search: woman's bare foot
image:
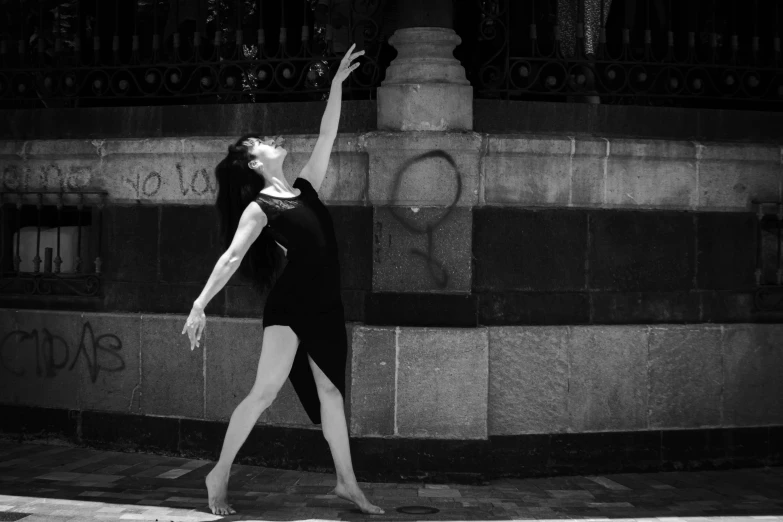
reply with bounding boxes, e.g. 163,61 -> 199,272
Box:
333,481 -> 385,515
205,466 -> 236,516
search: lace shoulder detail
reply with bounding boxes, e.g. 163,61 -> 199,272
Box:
253,193 -> 302,221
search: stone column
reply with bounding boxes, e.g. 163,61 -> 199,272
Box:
352,0 -> 489,440
376,27 -> 473,131
367,0 -> 480,296
376,0 -> 472,132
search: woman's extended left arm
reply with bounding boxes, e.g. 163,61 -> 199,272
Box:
298,43 -> 364,192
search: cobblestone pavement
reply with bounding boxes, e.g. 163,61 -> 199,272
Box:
0,441 -> 781,522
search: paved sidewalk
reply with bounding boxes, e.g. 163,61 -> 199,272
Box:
0,441 -> 781,522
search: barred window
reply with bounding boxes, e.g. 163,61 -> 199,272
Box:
0,192 -> 106,298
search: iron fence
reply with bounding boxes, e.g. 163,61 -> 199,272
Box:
1,0 -> 783,109
0,0 -> 389,107
465,0 -> 783,109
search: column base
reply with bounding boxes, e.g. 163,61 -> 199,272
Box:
377,83 -> 473,131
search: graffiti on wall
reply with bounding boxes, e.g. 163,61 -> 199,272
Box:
0,321 -> 125,383
384,150 -> 462,289
2,162 -> 217,200
122,163 -> 216,199
2,164 -> 93,192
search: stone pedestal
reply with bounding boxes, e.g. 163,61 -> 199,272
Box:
360,132 -> 482,294
377,27 -> 473,131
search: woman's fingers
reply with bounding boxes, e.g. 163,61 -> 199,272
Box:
340,44 -> 356,64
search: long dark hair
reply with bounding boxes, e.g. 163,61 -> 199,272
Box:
215,134 -> 283,294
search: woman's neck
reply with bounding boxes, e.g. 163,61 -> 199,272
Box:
262,169 -> 296,195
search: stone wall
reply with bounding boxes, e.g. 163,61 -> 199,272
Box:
0,101 -> 781,467
1,310 -> 780,440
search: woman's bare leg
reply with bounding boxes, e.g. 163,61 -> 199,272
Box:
307,354 -> 384,515
205,326 -> 299,516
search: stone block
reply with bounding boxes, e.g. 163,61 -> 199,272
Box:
365,293 -> 478,327
329,206 -> 373,291
0,140 -> 24,157
478,292 -> 590,325
396,327 -> 488,439
571,138 -> 609,206
473,207 -> 587,292
140,314 -> 203,418
99,138 -> 214,205
372,206 -> 472,293
78,313 -> 141,414
696,212 -> 757,290
26,135 -> 365,205
1,139 -> 100,195
159,206 -> 223,284
341,289 -> 366,323
648,326 -> 722,428
589,210 -> 695,291
349,326 -> 396,437
203,317 -> 312,427
606,139 -> 697,209
567,326 -> 648,432
699,290 -> 755,322
316,142 -> 368,205
202,135 -> 368,205
104,205 -> 159,283
104,281 -> 225,316
378,84 -> 473,131
723,324 -> 783,426
590,291 -> 701,324
488,326 -> 569,435
483,135 -> 572,206
224,285 -> 266,317
361,132 -> 482,207
26,139 -> 102,157
0,309 -> 82,409
697,143 -> 780,211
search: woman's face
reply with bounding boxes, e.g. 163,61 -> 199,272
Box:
243,136 -> 287,165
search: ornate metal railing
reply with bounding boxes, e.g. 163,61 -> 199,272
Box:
0,0 -> 388,108
3,0 -> 783,110
468,0 -> 783,109
0,191 -> 106,297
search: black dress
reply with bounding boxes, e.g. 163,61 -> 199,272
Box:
252,177 -> 345,425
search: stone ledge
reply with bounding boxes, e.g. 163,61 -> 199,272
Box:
2,134 -> 779,210
0,134 -> 368,205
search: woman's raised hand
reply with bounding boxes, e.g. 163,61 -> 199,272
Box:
333,43 -> 365,84
182,304 -> 206,351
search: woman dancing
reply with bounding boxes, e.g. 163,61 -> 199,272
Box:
181,44 -> 384,517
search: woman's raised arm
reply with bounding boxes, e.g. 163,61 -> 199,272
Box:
297,43 -> 364,192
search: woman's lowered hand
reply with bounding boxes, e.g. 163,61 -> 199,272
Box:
182,303 -> 206,351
